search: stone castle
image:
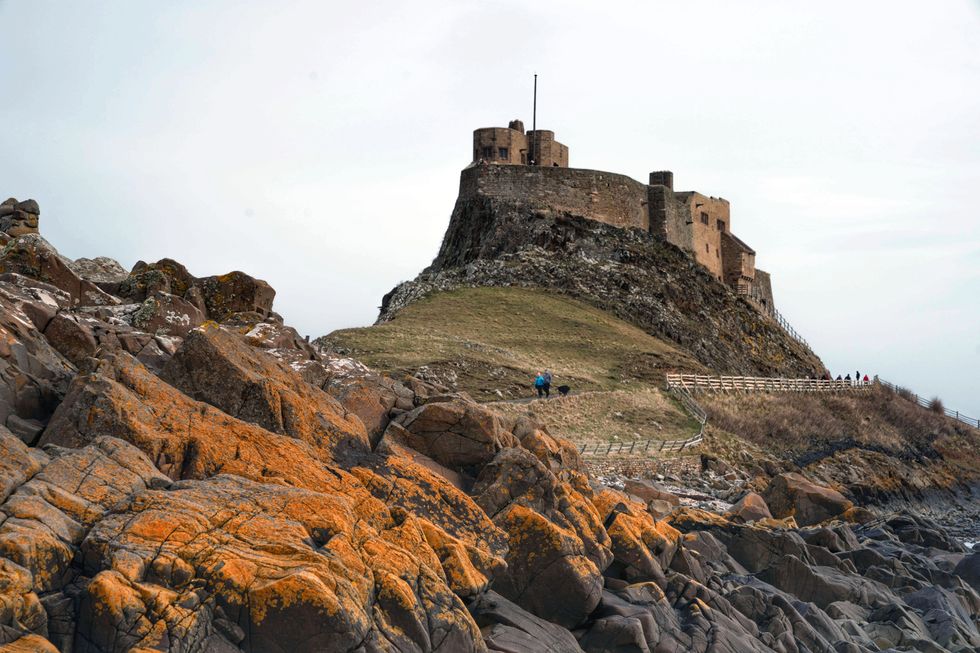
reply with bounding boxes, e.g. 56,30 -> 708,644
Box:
469,120 -> 775,309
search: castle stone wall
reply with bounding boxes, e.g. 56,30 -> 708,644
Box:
473,127 -> 528,165
721,232 -> 755,292
676,192 -> 730,281
752,269 -> 775,310
455,160 -> 773,311
461,163 -> 649,231
649,185 -> 692,255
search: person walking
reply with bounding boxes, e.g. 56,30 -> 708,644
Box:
534,373 -> 546,398
543,370 -> 553,398
856,370 -> 861,385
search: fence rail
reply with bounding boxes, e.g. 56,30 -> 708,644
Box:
738,287 -> 811,351
579,383 -> 707,457
577,433 -> 702,456
878,379 -> 980,430
665,374 -> 978,431
666,373 -> 872,393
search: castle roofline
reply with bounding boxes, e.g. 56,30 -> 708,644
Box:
722,231 -> 756,255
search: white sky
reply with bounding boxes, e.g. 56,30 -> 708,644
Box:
1,1 -> 978,416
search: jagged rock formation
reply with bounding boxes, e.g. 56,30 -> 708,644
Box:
0,199 -> 39,238
381,196 -> 824,377
1,205 -> 978,652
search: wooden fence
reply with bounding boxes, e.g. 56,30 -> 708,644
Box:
577,433 -> 702,456
737,287 -> 812,350
578,383 -> 706,457
666,373 -> 872,393
665,374 -> 978,431
879,379 -> 980,430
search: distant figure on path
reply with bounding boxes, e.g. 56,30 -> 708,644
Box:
534,373 -> 546,398
543,370 -> 553,398
863,374 -> 870,383
845,373 -> 852,385
856,370 -> 861,384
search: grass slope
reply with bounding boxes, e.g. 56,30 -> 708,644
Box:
324,287 -> 705,401
701,386 -> 980,473
488,389 -> 702,445
324,287 -> 980,495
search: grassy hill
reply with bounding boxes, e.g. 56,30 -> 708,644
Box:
488,388 -> 702,445
323,286 -> 705,401
322,286 -> 980,505
322,286 -> 707,444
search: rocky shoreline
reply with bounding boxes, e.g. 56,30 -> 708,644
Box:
1,201 -> 978,651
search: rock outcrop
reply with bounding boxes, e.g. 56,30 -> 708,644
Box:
378,197 -> 825,377
0,199 -> 39,238
764,472 -> 853,526
0,201 -> 978,652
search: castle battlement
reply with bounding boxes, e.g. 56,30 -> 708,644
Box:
472,119 -> 569,167
461,122 -> 774,308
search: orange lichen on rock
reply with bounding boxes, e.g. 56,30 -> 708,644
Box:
74,473 -> 487,651
0,634 -> 59,653
491,503 -> 602,628
160,327 -> 369,458
763,472 -> 854,527
592,488 -> 681,584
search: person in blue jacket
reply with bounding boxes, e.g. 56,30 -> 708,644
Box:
534,373 -> 546,398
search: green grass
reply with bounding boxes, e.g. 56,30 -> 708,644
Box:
322,287 -> 705,401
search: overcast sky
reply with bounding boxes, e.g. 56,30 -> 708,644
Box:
1,1 -> 978,415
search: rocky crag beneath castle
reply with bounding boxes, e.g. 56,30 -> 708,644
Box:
380,180 -> 823,378
1,201 -> 979,652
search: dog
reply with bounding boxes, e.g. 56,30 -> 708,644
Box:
557,385 -> 571,397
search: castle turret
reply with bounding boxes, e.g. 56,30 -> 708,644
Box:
472,120 -> 567,167
649,171 -> 673,190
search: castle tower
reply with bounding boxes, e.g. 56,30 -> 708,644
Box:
472,120 -> 568,167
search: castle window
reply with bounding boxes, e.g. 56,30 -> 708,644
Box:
705,244 -> 709,253
498,147 -> 508,159
716,249 -> 720,258
700,212 -> 709,225
717,219 -> 724,231
481,147 -> 493,159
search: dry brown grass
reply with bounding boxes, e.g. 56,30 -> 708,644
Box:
488,388 -> 701,444
699,385 -> 979,466
323,287 -> 704,400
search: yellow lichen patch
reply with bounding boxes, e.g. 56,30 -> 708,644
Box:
416,518 -> 495,597
84,570 -> 142,620
666,507 -> 731,531
249,571 -> 337,622
0,634 -> 59,653
126,511 -> 201,546
206,557 -> 258,599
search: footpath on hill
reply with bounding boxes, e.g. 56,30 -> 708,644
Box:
1,199 -> 979,651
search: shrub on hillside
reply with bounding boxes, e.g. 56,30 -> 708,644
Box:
895,386 -> 917,402
929,397 -> 945,414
